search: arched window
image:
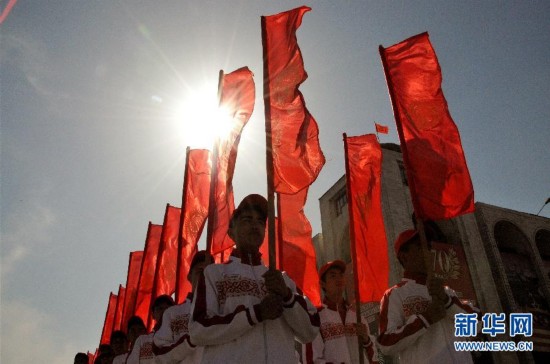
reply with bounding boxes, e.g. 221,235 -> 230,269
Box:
535,229 -> 550,279
494,221 -> 548,311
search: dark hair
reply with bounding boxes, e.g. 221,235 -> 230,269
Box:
127,316 -> 145,331
110,330 -> 127,342
152,294 -> 175,310
74,352 -> 88,361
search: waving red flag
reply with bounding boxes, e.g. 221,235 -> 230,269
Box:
278,189 -> 321,306
380,32 -> 474,220
100,292 -> 117,345
121,251 -> 143,332
135,223 -> 163,330
113,284 -> 126,331
262,6 -> 325,194
208,67 -> 255,256
375,123 -> 389,134
344,134 -> 389,303
176,149 -> 210,303
152,205 -> 181,300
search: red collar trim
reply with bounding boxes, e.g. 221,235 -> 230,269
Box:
403,271 -> 428,285
323,297 -> 348,311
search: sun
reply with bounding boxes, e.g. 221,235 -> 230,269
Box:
172,84 -> 233,150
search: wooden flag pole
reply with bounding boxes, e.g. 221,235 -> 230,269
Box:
343,133 -> 366,364
379,45 -> 433,281
262,16 -> 277,270
204,70 -> 225,265
175,147 -> 191,303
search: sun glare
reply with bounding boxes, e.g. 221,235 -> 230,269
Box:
173,85 -> 233,150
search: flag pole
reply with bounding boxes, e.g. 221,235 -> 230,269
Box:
175,147 -> 191,304
262,16 -> 277,270
343,133 -> 366,364
379,44 -> 433,281
536,197 -> 550,216
205,70 -> 224,264
373,122 -> 380,143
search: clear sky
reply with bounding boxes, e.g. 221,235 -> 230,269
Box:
1,1 -> 549,362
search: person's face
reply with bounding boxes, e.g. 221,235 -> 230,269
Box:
128,324 -> 146,344
152,302 -> 172,322
232,209 -> 266,252
110,336 -> 127,355
399,240 -> 427,274
321,268 -> 346,297
189,261 -> 208,290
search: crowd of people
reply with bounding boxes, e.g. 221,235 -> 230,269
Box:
75,194 -> 480,364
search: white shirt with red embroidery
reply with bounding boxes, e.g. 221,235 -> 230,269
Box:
377,273 -> 479,364
152,296 -> 203,364
189,251 -> 320,364
303,299 -> 378,363
126,333 -> 155,364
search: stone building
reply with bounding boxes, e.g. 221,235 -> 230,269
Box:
313,143 -> 550,363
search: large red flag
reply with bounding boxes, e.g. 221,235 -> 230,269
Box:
113,284 -> 126,331
262,6 -> 323,304
262,6 -> 325,194
344,134 -> 389,303
100,292 -> 117,345
176,149 -> 210,303
380,32 -> 474,220
121,251 -> 143,333
135,223 -> 163,330
208,67 -> 255,256
278,189 -> 321,307
152,205 -> 181,300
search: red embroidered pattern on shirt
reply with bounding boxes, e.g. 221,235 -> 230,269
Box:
321,321 -> 359,342
170,314 -> 189,336
403,295 -> 430,317
216,276 -> 266,305
139,341 -> 154,359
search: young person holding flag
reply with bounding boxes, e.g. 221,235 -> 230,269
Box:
189,194 -> 319,363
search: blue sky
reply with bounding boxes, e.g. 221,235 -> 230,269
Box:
1,1 -> 549,362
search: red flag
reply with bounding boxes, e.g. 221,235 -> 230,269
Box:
100,292 -> 117,345
344,134 -> 389,303
176,149 -> 210,303
113,284 -> 126,331
262,6 -> 325,194
380,32 -> 474,220
278,189 -> 321,307
375,123 -> 389,134
135,223 -> 163,330
209,67 -> 255,256
121,251 -> 143,333
152,205 -> 181,300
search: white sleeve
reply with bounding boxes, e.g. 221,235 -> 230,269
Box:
280,276 -> 320,344
377,289 -> 428,356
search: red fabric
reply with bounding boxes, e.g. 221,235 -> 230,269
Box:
135,223 -> 163,330
210,67 -> 255,256
152,205 -> 181,300
262,6 -> 325,194
121,251 -> 143,333
176,149 -> 210,303
87,352 -> 94,364
380,32 -> 474,220
100,292 -> 117,345
345,134 -> 389,302
278,189 -> 321,306
113,284 -> 126,331
375,123 -> 389,134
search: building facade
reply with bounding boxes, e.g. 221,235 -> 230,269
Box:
314,143 -> 550,363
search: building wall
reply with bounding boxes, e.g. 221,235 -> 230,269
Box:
314,143 -> 550,363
